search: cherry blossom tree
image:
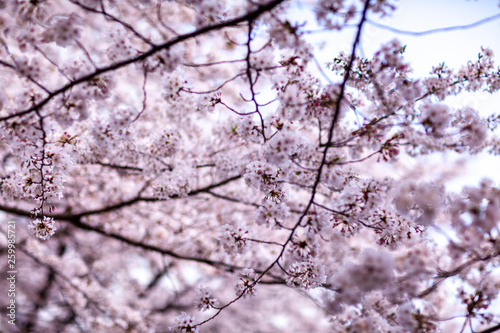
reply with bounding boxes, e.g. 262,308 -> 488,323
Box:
0,0 -> 500,332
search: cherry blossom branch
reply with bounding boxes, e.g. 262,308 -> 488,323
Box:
2,0 -> 497,330
418,251 -> 500,298
0,0 -> 286,122
189,1 -> 372,328
294,0 -> 371,221
259,0 -> 372,290
244,21 -> 268,142
218,99 -> 260,116
1,205 -> 288,291
32,109 -> 50,217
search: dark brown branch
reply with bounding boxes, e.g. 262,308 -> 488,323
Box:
138,264 -> 171,298
205,190 -> 261,208
0,59 -> 16,70
478,323 -> 500,333
0,175 -> 242,221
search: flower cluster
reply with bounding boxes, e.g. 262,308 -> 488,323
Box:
162,74 -> 188,101
54,95 -> 89,128
106,29 -> 137,62
15,56 -> 43,79
216,223 -> 249,255
235,268 -> 258,298
277,84 -> 306,121
420,103 -> 451,137
234,116 -> 262,143
193,285 -> 219,311
454,107 -> 489,149
264,129 -> 300,167
369,209 -> 417,249
244,161 -> 284,193
374,39 -> 406,71
169,312 -> 199,333
315,0 -> 357,30
393,182 -> 444,226
153,162 -> 194,198
286,260 -> 326,290
289,234 -> 319,259
346,249 -> 395,292
28,216 -> 57,241
451,179 -> 500,233
255,200 -> 290,227
148,129 -> 181,158
42,14 -> 80,47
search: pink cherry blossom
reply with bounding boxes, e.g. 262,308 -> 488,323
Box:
0,1 -> 499,332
